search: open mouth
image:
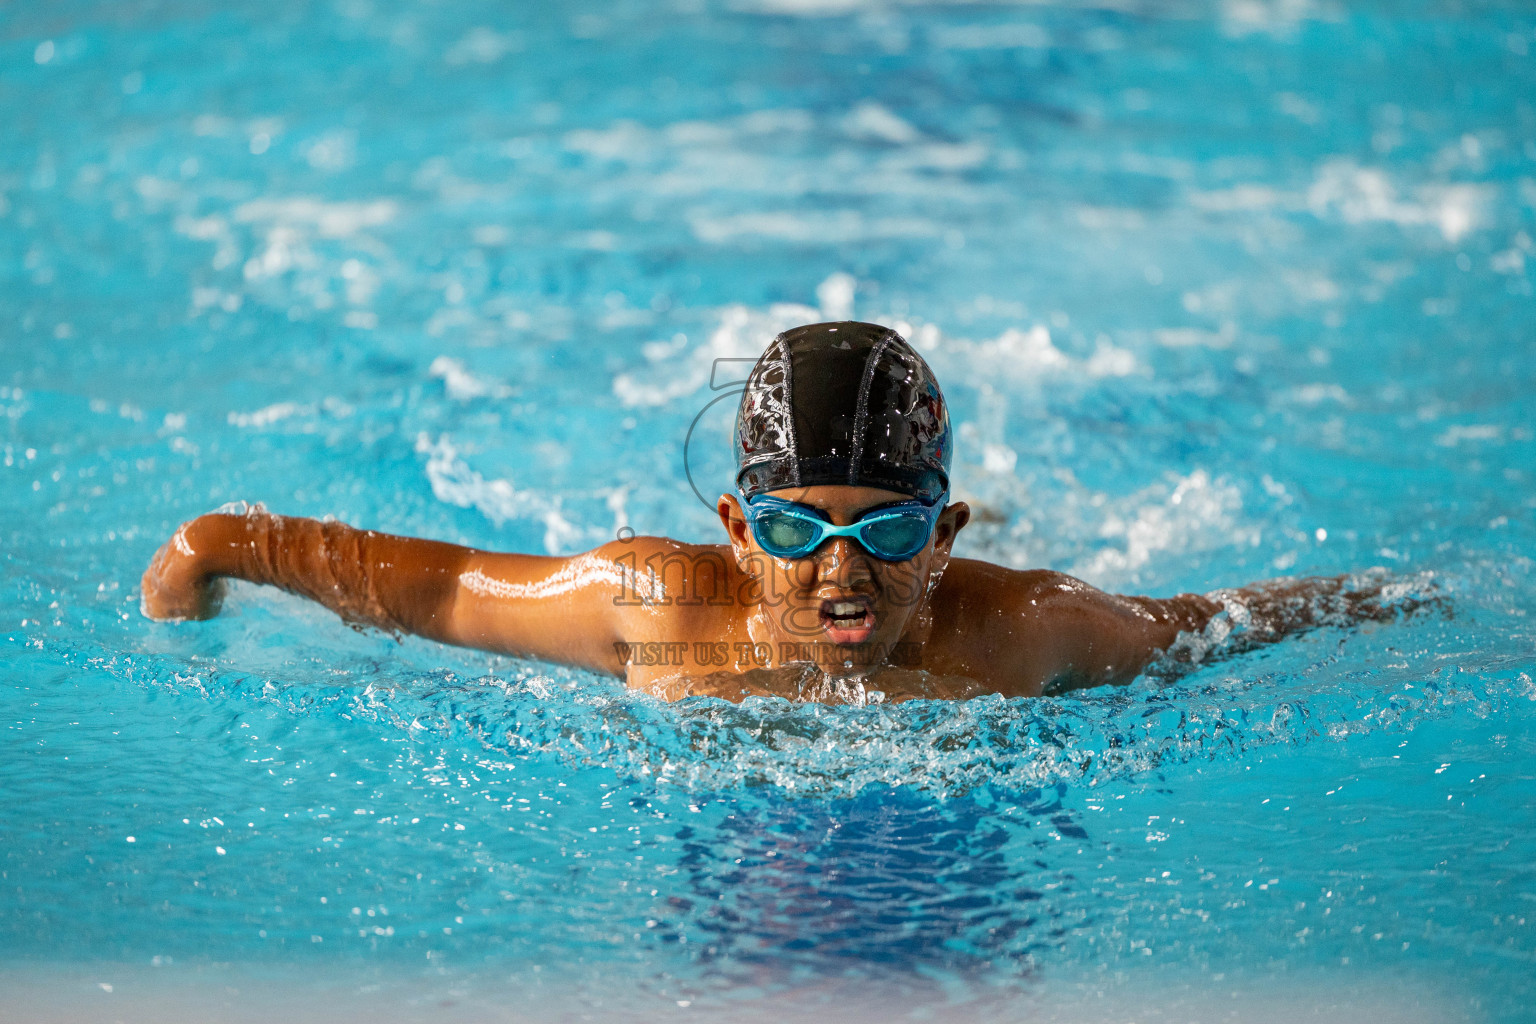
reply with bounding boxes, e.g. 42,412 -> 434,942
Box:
818,596 -> 876,646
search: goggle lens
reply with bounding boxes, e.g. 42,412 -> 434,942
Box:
757,510 -> 819,554
859,513 -> 931,560
744,496 -> 943,562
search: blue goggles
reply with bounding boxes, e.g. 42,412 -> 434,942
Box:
740,494 -> 947,562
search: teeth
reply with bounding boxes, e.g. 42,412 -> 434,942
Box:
829,601 -> 865,617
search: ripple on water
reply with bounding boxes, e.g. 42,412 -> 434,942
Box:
57,579 -> 1528,803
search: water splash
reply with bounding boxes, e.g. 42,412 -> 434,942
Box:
79,593 -> 1530,802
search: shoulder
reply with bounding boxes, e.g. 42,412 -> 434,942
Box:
921,562 -> 1088,691
936,562 -> 1134,657
587,536 -> 739,608
932,562 -> 1165,694
590,535 -> 734,573
939,560 -> 1103,617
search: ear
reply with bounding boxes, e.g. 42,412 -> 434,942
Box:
896,500 -> 968,610
717,493 -> 754,564
930,500 -> 970,561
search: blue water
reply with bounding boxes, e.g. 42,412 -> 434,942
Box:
3,0 -> 1534,1019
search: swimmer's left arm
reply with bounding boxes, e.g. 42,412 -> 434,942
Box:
1016,572 -> 1219,692
1024,571 -> 1433,692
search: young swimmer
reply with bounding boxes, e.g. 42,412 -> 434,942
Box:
142,321 -> 1405,703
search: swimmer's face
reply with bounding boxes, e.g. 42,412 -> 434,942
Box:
718,484 -> 970,678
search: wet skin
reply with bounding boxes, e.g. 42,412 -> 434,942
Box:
141,486 -> 1395,702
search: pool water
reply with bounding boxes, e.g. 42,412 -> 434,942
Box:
3,0 -> 1534,1019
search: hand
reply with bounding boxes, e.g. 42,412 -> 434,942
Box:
1234,571 -> 1447,639
140,517 -> 227,621
1336,570 -> 1449,623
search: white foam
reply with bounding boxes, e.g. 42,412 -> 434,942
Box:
1290,383 -> 1350,405
554,107 -> 989,214
1191,160 -> 1490,243
443,26 -> 524,65
688,210 -> 942,244
417,433 -> 571,552
226,402 -> 310,428
1073,470 -> 1258,585
133,175 -> 183,204
207,197 -> 397,310
979,325 -> 1072,371
172,215 -> 242,273
1084,338 -> 1138,377
210,500 -> 266,516
936,324 -> 1140,381
1189,183 -> 1288,212
416,434 -> 631,554
563,120 -> 650,161
190,286 -> 242,313
611,362 -> 712,409
1307,160 -> 1486,243
1221,0 -> 1342,38
1434,424 -> 1502,446
1153,324 -> 1236,349
304,129 -> 356,172
612,301 -> 821,408
567,229 -> 619,251
931,22 -> 1051,50
729,0 -> 871,14
841,102 -> 920,144
816,271 -> 856,320
428,356 -> 512,401
232,197 -> 397,239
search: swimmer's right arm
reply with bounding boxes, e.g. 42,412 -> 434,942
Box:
140,509 -> 638,674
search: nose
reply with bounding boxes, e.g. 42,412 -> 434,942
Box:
815,536 -> 873,588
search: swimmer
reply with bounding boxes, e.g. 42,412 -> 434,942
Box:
141,321 -> 1416,702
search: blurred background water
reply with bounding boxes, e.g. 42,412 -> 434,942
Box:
1,0 -> 1534,1020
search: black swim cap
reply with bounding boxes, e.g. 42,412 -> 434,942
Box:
734,321 -> 952,504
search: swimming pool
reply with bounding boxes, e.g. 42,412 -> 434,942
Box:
2,0 -> 1534,1019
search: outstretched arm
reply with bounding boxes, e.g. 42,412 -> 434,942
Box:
140,506 -> 638,674
1023,571 -> 1430,693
